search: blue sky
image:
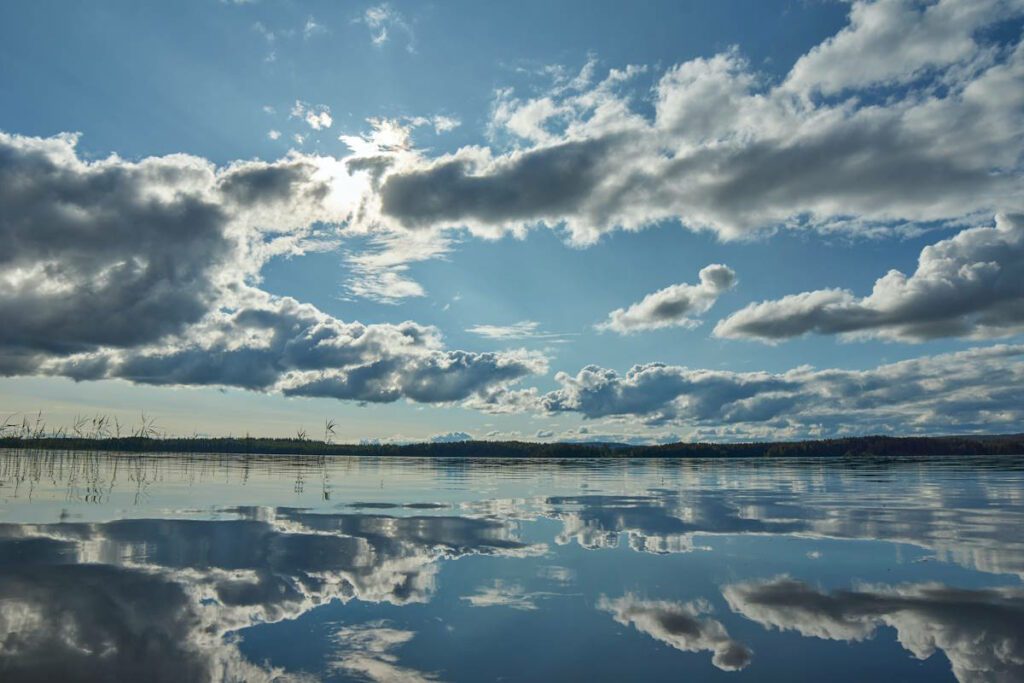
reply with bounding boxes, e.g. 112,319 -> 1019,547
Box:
1,0 -> 1023,442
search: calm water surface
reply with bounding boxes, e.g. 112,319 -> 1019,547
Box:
1,450 -> 1022,682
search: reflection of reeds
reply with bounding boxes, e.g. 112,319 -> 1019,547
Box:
0,447 -> 338,504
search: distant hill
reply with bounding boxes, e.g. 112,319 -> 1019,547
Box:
2,434 -> 1023,458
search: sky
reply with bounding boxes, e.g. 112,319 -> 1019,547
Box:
0,0 -> 1023,443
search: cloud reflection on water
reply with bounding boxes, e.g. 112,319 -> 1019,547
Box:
0,506 -> 542,682
724,577 -> 1024,683
600,594 -> 753,671
0,451 -> 1022,681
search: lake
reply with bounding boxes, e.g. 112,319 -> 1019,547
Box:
1,450 -> 1022,682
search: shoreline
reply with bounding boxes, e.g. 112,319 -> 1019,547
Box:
3,434 -> 1023,459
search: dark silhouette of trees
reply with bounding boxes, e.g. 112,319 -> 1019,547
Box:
2,433 -> 1022,458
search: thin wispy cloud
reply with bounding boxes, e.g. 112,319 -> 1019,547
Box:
360,3 -> 415,52
303,15 -> 326,40
468,321 -> 575,343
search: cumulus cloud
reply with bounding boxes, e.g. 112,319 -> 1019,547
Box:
58,295 -> 547,405
279,346 -> 547,404
599,264 -> 736,334
237,3 -> 1024,303
0,133 -> 232,360
724,577 -> 1024,683
715,214 -> 1024,342
0,134 -> 343,366
353,4 -> 1024,253
535,345 -> 1024,436
784,0 -> 1023,95
0,132 -> 545,406
599,594 -> 752,671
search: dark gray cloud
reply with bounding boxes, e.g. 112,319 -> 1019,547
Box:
53,295 -> 545,405
0,132 -> 332,363
379,136 -> 618,230
716,214 -> 1024,342
218,157 -> 329,207
0,132 -> 544,406
541,363 -> 796,424
279,347 -> 546,404
724,577 -> 1024,683
0,133 -> 231,356
599,594 -> 752,671
537,345 -> 1024,435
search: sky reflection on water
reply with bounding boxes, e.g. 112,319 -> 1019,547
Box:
0,451 -> 1022,682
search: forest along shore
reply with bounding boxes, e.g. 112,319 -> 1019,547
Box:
2,434 -> 1023,458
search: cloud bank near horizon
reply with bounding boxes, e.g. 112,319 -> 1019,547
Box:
0,132 -> 545,407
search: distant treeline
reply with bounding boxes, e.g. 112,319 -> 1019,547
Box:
1,434 -> 1023,458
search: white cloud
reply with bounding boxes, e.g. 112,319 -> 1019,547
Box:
339,117 -> 414,156
277,5 -> 1024,303
405,114 -> 462,135
715,213 -> 1024,342
784,0 -> 1023,95
467,320 -> 573,342
535,345 -> 1024,436
267,129 -> 281,140
343,230 -> 450,303
431,115 -> 461,133
469,321 -> 542,339
356,4 -> 1023,256
291,100 -> 333,131
599,264 -> 736,334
